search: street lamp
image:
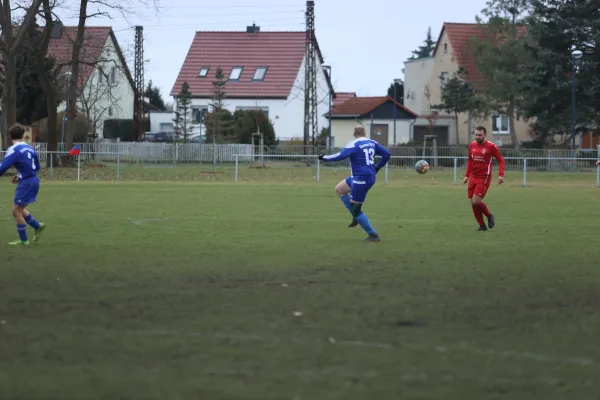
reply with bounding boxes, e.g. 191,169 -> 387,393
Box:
322,64 -> 332,151
571,49 -> 583,153
393,78 -> 401,146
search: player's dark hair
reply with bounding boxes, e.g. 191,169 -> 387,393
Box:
8,123 -> 25,140
475,126 -> 487,134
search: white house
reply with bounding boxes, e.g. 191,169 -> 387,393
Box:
324,96 -> 417,146
148,110 -> 174,133
170,24 -> 333,140
48,22 -> 135,139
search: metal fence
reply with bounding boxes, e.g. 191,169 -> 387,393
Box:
231,154 -> 600,187
0,143 -> 598,187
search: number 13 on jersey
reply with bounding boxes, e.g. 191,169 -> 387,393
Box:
363,148 -> 375,165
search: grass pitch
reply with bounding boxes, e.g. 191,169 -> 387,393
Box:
1,167 -> 600,399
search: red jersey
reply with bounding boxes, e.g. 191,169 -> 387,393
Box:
465,140 -> 505,179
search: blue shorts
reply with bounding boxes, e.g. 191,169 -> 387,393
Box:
345,175 -> 375,203
14,177 -> 39,206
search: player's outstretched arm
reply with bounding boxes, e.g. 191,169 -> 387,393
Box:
374,143 -> 391,172
319,145 -> 356,162
493,145 -> 505,184
464,146 -> 472,183
0,150 -> 17,177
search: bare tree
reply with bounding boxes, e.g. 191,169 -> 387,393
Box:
64,0 -> 158,150
0,0 -> 43,148
77,65 -> 122,141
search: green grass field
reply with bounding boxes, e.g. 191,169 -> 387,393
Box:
1,167 -> 600,399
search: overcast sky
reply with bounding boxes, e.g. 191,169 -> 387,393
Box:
52,0 -> 489,104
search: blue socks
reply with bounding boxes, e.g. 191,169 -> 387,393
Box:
17,224 -> 27,242
25,214 -> 40,229
341,195 -> 377,236
340,194 -> 352,212
355,213 -> 377,235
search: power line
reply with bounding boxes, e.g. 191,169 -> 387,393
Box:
107,10 -> 304,20
156,4 -> 304,9
112,19 -> 305,32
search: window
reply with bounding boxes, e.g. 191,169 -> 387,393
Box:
492,114 -> 510,134
110,66 -> 118,84
199,67 -> 209,77
440,72 -> 448,89
252,67 -> 268,81
108,106 -> 113,116
192,107 -> 208,124
97,67 -> 104,84
229,66 -> 243,80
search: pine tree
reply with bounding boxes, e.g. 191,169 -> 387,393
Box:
519,0 -> 600,144
386,80 -> 404,104
409,27 -> 436,59
172,81 -> 194,142
144,80 -> 166,111
205,67 -> 234,143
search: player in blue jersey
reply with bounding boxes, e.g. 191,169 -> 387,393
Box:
0,124 -> 45,246
318,125 -> 390,242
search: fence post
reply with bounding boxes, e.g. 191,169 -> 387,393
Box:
523,158 -> 527,187
234,155 -> 239,182
77,154 -> 81,182
385,162 -> 389,184
316,157 -> 320,183
117,154 -> 121,181
453,158 -> 457,184
50,153 -> 54,180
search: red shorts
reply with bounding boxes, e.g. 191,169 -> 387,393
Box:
468,176 -> 491,199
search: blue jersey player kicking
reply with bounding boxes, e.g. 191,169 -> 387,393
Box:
318,125 -> 390,242
0,124 -> 45,245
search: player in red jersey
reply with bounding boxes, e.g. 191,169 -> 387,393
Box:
463,126 -> 505,231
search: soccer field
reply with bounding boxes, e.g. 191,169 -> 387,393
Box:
1,168 -> 600,399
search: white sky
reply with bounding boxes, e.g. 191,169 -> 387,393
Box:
51,0 -> 489,104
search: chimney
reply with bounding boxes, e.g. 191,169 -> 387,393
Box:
246,23 -> 260,34
50,20 -> 63,39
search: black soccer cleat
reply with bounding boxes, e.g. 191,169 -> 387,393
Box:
348,218 -> 358,228
364,234 -> 381,242
477,225 -> 488,231
487,214 -> 495,229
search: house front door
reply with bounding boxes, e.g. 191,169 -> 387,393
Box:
370,124 -> 388,146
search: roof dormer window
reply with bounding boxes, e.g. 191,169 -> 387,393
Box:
229,66 -> 243,81
252,67 -> 268,81
199,67 -> 209,77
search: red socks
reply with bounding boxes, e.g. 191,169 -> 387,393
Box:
479,202 -> 491,217
472,204 -> 485,226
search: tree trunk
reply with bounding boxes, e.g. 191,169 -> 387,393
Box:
0,0 -> 43,148
66,0 -> 88,154
507,100 -> 519,149
34,0 -> 57,166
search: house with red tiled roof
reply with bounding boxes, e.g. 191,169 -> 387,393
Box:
333,92 -> 356,107
324,96 -> 417,146
403,22 -> 532,146
170,24 -> 334,139
47,21 -> 135,139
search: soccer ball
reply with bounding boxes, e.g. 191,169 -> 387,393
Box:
415,160 -> 429,174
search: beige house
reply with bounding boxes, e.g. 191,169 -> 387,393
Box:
324,96 -> 417,147
405,23 -> 533,146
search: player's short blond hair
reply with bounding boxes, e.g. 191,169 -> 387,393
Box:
354,124 -> 366,137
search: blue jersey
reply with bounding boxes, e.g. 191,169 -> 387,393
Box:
322,138 -> 390,177
0,142 -> 41,180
